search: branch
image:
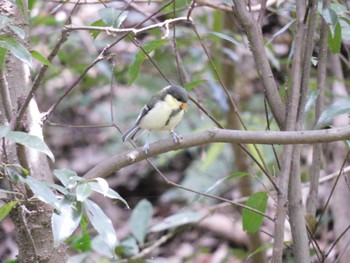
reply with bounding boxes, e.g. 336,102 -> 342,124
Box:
83,127 -> 350,179
64,17 -> 193,36
196,0 -> 279,12
232,0 -> 286,129
0,69 -> 13,121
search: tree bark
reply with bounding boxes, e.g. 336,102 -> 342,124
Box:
0,1 -> 67,261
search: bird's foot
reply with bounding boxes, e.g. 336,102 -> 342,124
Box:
143,142 -> 150,153
171,132 -> 181,144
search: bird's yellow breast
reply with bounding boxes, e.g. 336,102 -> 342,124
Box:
139,94 -> 185,131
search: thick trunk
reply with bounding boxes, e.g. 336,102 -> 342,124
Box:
0,1 -> 67,261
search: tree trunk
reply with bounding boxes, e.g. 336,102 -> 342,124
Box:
0,1 -> 67,261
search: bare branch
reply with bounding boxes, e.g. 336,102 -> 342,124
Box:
307,0 -> 330,217
196,0 -> 279,12
64,17 -> 193,36
232,0 -> 286,129
83,126 -> 350,180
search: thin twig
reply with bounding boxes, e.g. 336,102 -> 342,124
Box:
43,49 -> 117,120
325,224 -> 350,260
315,151 -> 350,233
145,158 -> 273,220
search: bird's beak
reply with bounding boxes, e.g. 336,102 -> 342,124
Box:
181,103 -> 187,111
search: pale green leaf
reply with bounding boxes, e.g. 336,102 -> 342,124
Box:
305,89 -> 320,113
8,25 -> 25,39
210,31 -> 240,46
76,183 -> 92,202
149,211 -> 204,232
267,19 -> 296,45
98,8 -> 128,28
5,131 -> 55,162
94,177 -> 109,196
52,198 -> 82,244
130,199 -> 153,244
0,36 -> 32,67
0,125 -> 10,138
24,176 -> 59,209
315,99 -> 350,128
246,242 -> 273,261
84,199 -> 118,251
89,182 -> 129,208
54,169 -> 83,189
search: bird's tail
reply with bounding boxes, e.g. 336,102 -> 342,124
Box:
122,125 -> 143,141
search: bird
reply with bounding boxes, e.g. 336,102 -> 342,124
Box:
122,85 -> 188,153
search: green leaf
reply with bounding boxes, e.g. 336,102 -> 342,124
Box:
242,192 -> 268,233
184,79 -> 207,91
94,177 -> 108,196
24,176 -> 59,209
91,235 -> 114,258
70,230 -> 92,252
149,211 -> 205,232
8,25 -> 25,39
31,50 -> 54,67
201,143 -> 225,171
11,0 -> 26,16
28,0 -> 37,11
130,199 -> 153,244
205,172 -> 249,194
210,31 -> 241,46
0,125 -> 10,138
322,8 -> 339,35
267,19 -> 296,45
327,21 -> 342,53
128,39 -> 168,85
115,237 -> 139,257
0,47 -> 8,69
304,89 -> 319,113
52,198 -> 83,244
98,8 -> 128,28
0,15 -> 12,30
90,19 -> 106,39
5,131 -> 55,162
45,182 -> 68,195
246,242 -> 274,261
76,183 -> 92,202
221,0 -> 233,6
89,182 -> 129,208
0,201 -> 19,221
0,36 -> 32,67
84,199 -> 118,251
315,99 -> 350,129
54,169 -> 83,189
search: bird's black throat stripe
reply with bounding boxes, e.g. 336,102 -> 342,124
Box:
165,108 -> 182,126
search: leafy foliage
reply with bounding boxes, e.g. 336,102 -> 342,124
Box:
242,192 -> 268,234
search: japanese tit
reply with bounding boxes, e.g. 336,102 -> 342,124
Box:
122,85 -> 188,153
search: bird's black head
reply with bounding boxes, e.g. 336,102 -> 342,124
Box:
166,85 -> 188,103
